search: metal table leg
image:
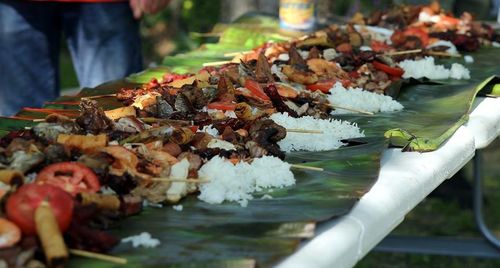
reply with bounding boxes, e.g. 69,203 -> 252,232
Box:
473,151 -> 500,249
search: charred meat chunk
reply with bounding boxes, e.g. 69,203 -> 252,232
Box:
76,99 -> 114,134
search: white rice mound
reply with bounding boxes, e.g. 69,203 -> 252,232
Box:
198,156 -> 294,206
398,56 -> 470,80
122,232 -> 160,248
269,112 -> 364,152
327,82 -> 404,114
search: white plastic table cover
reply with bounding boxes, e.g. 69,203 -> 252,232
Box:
277,97 -> 500,268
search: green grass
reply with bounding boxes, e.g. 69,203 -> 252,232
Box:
356,139 -> 500,267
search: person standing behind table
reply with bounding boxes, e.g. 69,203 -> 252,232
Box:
0,0 -> 170,116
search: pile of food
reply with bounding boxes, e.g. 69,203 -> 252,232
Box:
352,1 -> 499,52
0,2 -> 497,266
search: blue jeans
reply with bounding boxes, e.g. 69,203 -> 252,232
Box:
0,1 -> 142,116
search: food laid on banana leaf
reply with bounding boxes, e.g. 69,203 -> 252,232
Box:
0,54 -> 369,265
1,3 -> 499,267
351,1 -> 499,53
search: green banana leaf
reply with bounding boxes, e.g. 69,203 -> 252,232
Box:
0,72 -> 384,267
67,137 -> 384,267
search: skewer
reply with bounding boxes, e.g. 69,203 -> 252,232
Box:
69,249 -> 127,264
202,60 -> 234,67
485,94 -> 498,98
81,93 -> 117,100
224,51 -> 252,57
286,129 -> 323,134
290,164 -> 324,172
326,103 -> 374,115
425,51 -> 462,58
151,178 -> 210,184
32,118 -> 76,122
384,49 -> 422,56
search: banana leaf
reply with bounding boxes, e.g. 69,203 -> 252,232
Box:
67,137 -> 384,267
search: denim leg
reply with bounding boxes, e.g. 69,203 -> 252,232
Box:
0,1 -> 61,116
62,3 -> 143,88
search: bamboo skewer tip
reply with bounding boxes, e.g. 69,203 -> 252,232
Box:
384,49 -> 422,56
286,129 -> 324,134
151,177 -> 210,184
290,164 -> 324,171
223,51 -> 252,57
69,249 -> 128,264
202,60 -> 233,67
328,104 -> 374,115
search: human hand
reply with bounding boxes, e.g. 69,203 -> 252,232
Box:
130,0 -> 171,19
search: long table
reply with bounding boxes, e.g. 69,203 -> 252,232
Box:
277,96 -> 500,268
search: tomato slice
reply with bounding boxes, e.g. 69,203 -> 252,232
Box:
244,79 -> 270,101
6,184 -> 74,235
207,102 -> 237,111
0,218 -> 21,249
36,162 -> 100,196
372,61 -> 405,77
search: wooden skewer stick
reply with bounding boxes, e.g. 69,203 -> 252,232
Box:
151,178 -> 210,184
286,129 -> 323,134
69,249 -> 127,264
202,60 -> 233,67
32,118 -> 76,122
485,94 -> 499,98
223,51 -> 252,57
291,164 -> 324,172
425,51 -> 462,58
82,93 -> 117,100
327,104 -> 374,115
385,49 -> 422,56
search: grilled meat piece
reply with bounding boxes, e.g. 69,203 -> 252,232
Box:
76,99 -> 114,134
263,84 -> 298,117
255,52 -> 274,83
248,119 -> 286,159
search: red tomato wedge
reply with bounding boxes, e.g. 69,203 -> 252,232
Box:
6,184 -> 74,235
36,162 -> 100,196
244,80 -> 270,101
0,218 -> 21,249
207,102 -> 237,111
372,61 -> 405,77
